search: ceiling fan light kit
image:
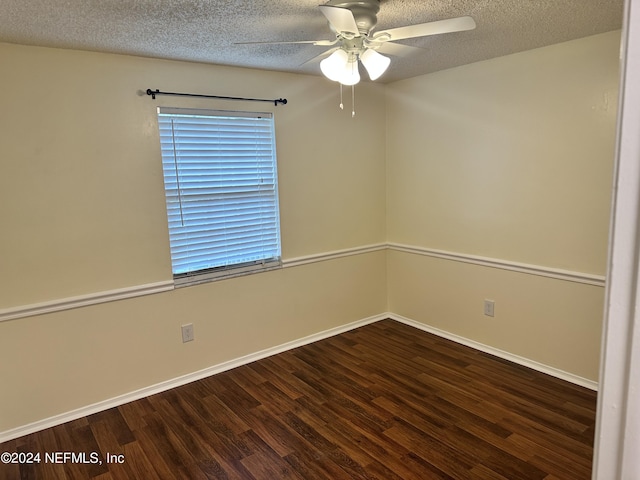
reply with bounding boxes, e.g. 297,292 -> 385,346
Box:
320,49 -> 362,84
360,48 -> 391,81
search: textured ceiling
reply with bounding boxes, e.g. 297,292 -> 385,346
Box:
0,0 -> 624,83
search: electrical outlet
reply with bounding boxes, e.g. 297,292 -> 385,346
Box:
181,323 -> 194,343
484,300 -> 495,317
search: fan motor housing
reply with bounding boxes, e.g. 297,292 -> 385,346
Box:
326,0 -> 380,35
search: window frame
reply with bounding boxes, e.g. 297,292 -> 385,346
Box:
156,106 -> 282,287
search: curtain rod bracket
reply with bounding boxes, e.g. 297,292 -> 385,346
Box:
146,88 -> 287,106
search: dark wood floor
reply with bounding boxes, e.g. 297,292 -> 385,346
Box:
0,319 -> 597,479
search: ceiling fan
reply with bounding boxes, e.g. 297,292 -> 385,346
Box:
238,0 -> 476,85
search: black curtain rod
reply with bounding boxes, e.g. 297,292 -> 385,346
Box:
146,88 -> 287,106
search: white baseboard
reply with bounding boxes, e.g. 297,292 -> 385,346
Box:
0,311 -> 597,443
0,313 -> 386,444
388,312 -> 599,391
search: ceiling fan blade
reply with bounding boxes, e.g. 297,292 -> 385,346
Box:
235,39 -> 337,46
372,16 -> 476,42
319,5 -> 359,35
371,41 -> 425,57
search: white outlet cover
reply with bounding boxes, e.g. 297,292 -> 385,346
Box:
181,323 -> 194,342
484,300 -> 495,317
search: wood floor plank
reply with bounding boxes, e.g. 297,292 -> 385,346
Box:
117,398 -> 154,433
238,430 -> 303,480
508,433 -> 593,479
383,420 -> 474,478
115,442 -> 154,479
242,405 -> 299,457
0,319 -> 597,479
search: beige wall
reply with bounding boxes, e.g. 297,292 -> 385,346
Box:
0,43 -> 387,432
0,30 -> 621,434
387,250 -> 605,379
386,31 -> 620,381
1,251 -> 387,431
0,43 -> 387,307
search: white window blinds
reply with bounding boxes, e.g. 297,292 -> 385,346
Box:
157,107 -> 281,285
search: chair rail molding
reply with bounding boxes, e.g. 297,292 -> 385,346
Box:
1,242 -> 604,322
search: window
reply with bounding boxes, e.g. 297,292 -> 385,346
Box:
157,107 -> 281,286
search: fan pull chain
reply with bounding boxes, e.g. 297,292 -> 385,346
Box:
336,83 -> 355,117
352,85 -> 356,118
